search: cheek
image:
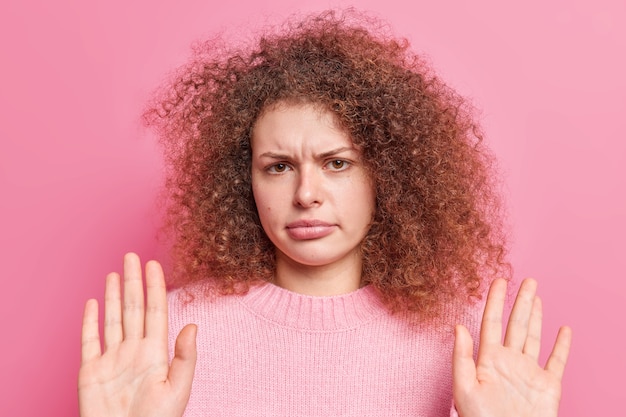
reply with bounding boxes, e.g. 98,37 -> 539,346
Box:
338,187 -> 375,229
350,177 -> 376,215
252,184 -> 278,227
253,184 -> 270,206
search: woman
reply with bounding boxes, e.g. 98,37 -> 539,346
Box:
78,9 -> 571,417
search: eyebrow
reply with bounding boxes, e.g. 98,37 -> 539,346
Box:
259,146 -> 356,160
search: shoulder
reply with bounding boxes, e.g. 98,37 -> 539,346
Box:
167,281 -> 238,328
167,279 -> 245,308
167,281 -> 209,309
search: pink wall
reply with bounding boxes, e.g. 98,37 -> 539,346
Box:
1,1 -> 623,415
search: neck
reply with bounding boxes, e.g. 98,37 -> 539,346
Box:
273,250 -> 363,296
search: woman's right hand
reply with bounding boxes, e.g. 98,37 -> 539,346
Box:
78,253 -> 197,417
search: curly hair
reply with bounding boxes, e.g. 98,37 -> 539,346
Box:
145,9 -> 509,319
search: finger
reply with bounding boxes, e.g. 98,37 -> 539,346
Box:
144,260 -> 168,345
452,325 -> 477,396
122,252 -> 145,339
504,278 -> 538,350
168,324 -> 198,402
545,325 -> 573,381
103,272 -> 123,350
478,278 -> 507,351
81,299 -> 101,364
523,296 -> 542,361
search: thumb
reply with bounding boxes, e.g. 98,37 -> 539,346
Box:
452,324 -> 476,397
168,324 -> 197,397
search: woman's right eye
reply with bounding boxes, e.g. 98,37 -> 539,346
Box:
267,163 -> 290,173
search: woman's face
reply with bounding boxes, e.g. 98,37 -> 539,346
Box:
251,103 -> 375,274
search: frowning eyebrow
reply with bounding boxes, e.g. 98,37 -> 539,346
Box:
259,147 -> 356,159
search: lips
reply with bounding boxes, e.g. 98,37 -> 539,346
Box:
285,220 -> 336,240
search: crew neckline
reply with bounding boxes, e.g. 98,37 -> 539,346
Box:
238,282 -> 388,332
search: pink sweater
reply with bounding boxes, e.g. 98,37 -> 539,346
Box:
168,282 -> 480,417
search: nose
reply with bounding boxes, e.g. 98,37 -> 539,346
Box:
293,166 -> 323,208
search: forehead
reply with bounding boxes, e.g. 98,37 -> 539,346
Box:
251,103 -> 353,151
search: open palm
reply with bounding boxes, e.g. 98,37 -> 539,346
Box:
78,253 -> 197,417
453,278 -> 572,417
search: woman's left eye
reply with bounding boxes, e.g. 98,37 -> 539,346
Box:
326,160 -> 350,171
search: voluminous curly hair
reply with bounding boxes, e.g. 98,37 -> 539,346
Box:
145,9 -> 509,320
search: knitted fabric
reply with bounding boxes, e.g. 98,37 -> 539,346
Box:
168,282 -> 480,417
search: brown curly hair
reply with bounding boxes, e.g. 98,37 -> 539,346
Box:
145,9 -> 509,319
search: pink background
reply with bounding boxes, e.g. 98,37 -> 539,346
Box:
1,0 -> 624,415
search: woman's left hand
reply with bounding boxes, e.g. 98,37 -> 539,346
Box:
452,278 -> 572,417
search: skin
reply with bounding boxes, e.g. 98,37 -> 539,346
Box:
79,256 -> 572,417
453,278 -> 572,416
251,103 -> 376,296
78,255 -> 197,417
78,104 -> 572,416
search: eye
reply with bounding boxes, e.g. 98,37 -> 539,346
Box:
326,159 -> 350,171
267,163 -> 290,174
